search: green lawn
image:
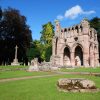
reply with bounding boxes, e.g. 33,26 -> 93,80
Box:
0,66 -> 100,79
0,74 -> 100,100
0,66 -> 55,79
0,70 -> 54,79
0,65 -> 28,70
60,67 -> 100,73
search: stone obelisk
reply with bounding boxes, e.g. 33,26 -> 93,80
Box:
11,45 -> 20,66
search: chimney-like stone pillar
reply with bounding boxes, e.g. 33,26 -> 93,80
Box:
55,20 -> 61,37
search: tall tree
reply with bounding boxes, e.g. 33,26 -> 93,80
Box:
27,40 -> 42,63
90,17 -> 100,36
90,17 -> 100,61
40,22 -> 54,45
40,22 -> 54,61
0,7 -> 32,65
0,7 -> 2,20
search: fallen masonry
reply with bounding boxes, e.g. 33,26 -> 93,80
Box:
57,78 -> 100,92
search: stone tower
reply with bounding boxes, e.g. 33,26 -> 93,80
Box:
50,19 -> 99,67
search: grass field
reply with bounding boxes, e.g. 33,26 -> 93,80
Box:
0,65 -> 28,70
60,67 -> 100,73
0,66 -> 100,100
0,74 -> 100,100
0,70 -> 55,79
0,66 -> 54,79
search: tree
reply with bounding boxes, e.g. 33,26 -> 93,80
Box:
0,7 -> 32,65
90,17 -> 100,36
40,22 -> 54,61
0,7 -> 2,20
27,40 -> 42,62
40,22 -> 54,45
90,17 -> 100,61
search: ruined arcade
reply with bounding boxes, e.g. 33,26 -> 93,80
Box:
51,19 -> 99,67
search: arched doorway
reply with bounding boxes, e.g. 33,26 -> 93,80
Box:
75,46 -> 83,66
63,47 -> 71,66
55,38 -> 58,55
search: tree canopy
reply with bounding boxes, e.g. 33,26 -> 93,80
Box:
40,22 -> 54,61
90,17 -> 100,60
27,40 -> 42,62
40,22 -> 54,45
89,17 -> 100,42
0,7 -> 32,65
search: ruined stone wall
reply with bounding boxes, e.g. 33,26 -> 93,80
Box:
51,19 -> 99,67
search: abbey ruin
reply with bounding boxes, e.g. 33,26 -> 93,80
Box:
51,19 -> 99,67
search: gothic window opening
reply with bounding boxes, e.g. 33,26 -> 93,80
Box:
75,26 -> 79,33
90,31 -> 92,39
63,47 -> 70,66
75,46 -> 83,66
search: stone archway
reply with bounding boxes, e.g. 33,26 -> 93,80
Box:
63,47 -> 71,66
75,46 -> 83,66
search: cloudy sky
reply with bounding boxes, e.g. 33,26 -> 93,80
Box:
0,0 -> 100,40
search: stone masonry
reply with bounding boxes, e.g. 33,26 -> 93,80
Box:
50,19 -> 99,67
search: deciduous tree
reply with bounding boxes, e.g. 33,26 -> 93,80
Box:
0,7 -> 32,65
40,22 -> 54,61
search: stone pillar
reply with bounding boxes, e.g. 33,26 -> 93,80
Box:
15,45 -> 18,59
91,53 -> 94,67
94,49 -> 99,67
71,52 -> 75,66
55,20 -> 61,37
89,44 -> 95,67
59,53 -> 64,66
11,45 -> 20,66
95,45 -> 99,66
83,52 -> 90,67
96,53 -> 99,66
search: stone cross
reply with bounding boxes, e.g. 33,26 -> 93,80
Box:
15,45 -> 18,59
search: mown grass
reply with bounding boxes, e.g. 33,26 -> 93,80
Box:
0,70 -> 54,79
0,74 -> 100,100
0,66 -> 100,79
0,66 -> 55,79
60,67 -> 100,73
0,65 -> 28,70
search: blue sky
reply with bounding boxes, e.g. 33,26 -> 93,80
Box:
0,0 -> 100,40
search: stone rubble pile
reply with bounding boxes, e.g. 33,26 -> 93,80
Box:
57,78 -> 100,92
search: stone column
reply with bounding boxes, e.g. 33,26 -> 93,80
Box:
15,45 -> 18,60
95,45 -> 99,67
83,52 -> 90,67
94,52 -> 99,67
71,52 -> 75,67
59,53 -> 64,66
11,45 -> 20,66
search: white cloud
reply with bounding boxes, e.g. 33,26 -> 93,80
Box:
57,15 -> 64,20
65,5 -> 83,19
57,5 -> 95,20
82,10 -> 95,15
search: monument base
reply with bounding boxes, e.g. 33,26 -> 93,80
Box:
11,59 -> 20,66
